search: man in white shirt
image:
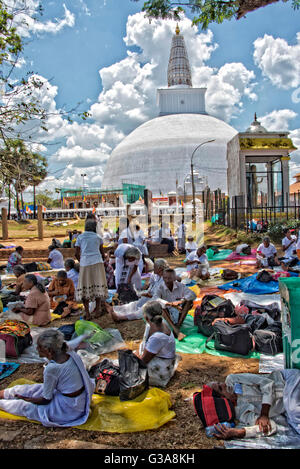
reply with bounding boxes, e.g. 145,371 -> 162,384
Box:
281,229 -> 298,266
153,268 -> 196,340
206,370 -> 292,440
185,236 -> 197,254
176,222 -> 186,253
256,236 -> 280,268
185,245 -> 210,280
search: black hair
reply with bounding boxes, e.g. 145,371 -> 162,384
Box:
164,268 -> 176,275
57,270 -> 67,279
16,246 -> 24,253
25,274 -> 46,293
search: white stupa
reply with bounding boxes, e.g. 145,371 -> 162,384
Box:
102,25 -> 239,196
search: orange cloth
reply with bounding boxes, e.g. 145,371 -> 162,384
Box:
48,277 -> 77,310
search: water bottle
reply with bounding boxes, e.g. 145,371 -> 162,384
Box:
205,421 -> 235,437
0,339 -> 6,362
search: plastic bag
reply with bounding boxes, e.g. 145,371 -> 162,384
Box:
75,320 -> 112,345
118,349 -> 148,401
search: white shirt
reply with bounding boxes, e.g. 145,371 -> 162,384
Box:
67,268 -> 79,289
48,249 -> 64,269
119,227 -> 134,245
145,331 -> 176,359
257,243 -> 277,258
185,241 -> 197,252
236,243 -> 249,255
282,235 -> 297,258
75,231 -> 103,267
185,251 -> 209,272
102,230 -> 113,242
153,280 -> 196,303
176,224 -> 186,238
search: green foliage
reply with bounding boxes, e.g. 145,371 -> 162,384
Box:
267,218 -> 300,242
132,0 -> 296,29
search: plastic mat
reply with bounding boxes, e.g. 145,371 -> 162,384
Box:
0,379 -> 176,433
218,273 -> 280,294
206,248 -> 232,261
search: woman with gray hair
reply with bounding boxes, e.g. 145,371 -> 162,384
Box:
0,329 -> 95,427
109,258 -> 169,322
138,300 -> 180,388
114,243 -> 144,291
75,219 -> 108,320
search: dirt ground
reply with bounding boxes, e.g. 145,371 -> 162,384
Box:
0,223 -> 276,450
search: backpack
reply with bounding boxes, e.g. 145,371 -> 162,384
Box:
256,270 -> 273,283
0,320 -> 32,358
117,283 -> 139,304
221,269 -> 239,280
207,321 -> 254,356
194,295 -> 235,337
253,322 -> 283,355
89,359 -> 120,396
193,385 -> 235,428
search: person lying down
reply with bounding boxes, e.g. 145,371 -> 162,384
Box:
0,329 -> 95,427
198,370 -> 300,440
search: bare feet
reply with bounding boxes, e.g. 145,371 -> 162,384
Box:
0,390 -> 5,399
177,332 -> 186,341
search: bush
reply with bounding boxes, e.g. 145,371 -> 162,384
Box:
267,218 -> 300,242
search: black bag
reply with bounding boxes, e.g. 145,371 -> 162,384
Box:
240,300 -> 281,321
117,283 -> 139,304
256,270 -> 273,283
221,269 -> 239,280
207,321 -> 253,356
267,256 -> 276,267
194,295 -> 235,337
118,349 -> 148,401
0,293 -> 24,307
53,301 -> 68,316
253,322 -> 283,355
89,359 -> 120,396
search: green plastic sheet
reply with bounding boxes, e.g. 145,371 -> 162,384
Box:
206,248 -> 233,261
175,315 -> 260,359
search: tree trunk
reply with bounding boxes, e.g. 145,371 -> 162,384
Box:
8,185 -> 11,220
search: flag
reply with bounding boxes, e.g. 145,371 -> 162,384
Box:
92,206 -> 96,214
180,200 -> 184,207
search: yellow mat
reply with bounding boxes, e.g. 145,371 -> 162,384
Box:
0,379 -> 176,433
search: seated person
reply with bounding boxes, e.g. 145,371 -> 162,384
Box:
0,329 -> 95,427
138,301 -> 179,388
185,245 -> 210,281
7,246 -> 24,273
281,229 -> 298,267
235,243 -> 252,256
109,258 -> 168,322
102,226 -> 113,244
256,236 -> 280,268
1,274 -> 51,326
152,268 -> 196,340
12,265 -> 27,295
185,236 -> 197,254
47,245 -> 64,270
64,258 -> 80,290
114,244 -> 143,291
104,255 -> 115,289
204,369 -> 300,440
48,270 -> 79,317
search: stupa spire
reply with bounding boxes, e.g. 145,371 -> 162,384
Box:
167,24 -> 192,88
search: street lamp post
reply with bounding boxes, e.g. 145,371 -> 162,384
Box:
191,140 -> 215,222
81,173 -> 87,206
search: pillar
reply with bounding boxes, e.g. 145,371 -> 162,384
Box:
37,205 -> 44,240
1,208 -> 8,240
281,156 -> 290,208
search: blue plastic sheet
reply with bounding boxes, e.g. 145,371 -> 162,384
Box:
0,362 -> 20,380
218,273 -> 298,295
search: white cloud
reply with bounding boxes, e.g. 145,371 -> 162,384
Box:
259,109 -> 298,131
253,33 -> 300,89
6,1 -> 75,37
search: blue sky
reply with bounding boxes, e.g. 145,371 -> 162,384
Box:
12,0 -> 300,192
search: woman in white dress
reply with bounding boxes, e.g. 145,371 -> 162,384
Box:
138,301 -> 181,388
0,329 -> 95,427
75,219 -> 108,320
114,244 -> 143,291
